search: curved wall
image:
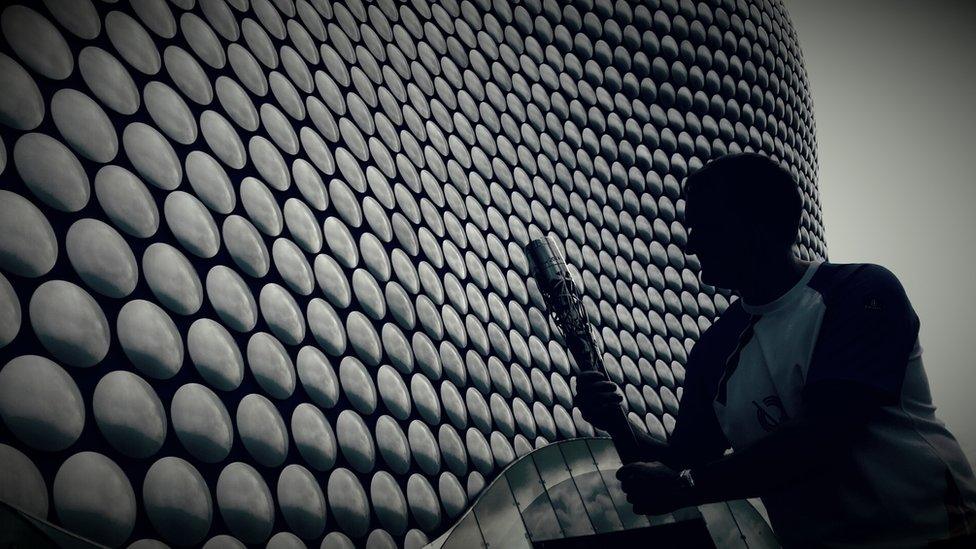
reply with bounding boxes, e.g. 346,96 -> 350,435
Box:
0,0 -> 822,546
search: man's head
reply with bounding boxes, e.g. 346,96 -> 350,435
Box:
683,152 -> 803,289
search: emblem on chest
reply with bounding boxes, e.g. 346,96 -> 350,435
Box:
753,394 -> 790,431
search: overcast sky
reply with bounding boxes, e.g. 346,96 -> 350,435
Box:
782,0 -> 976,461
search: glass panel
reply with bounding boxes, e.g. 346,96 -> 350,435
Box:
441,513 -> 487,549
505,451 -> 562,541
726,499 -> 780,548
532,442 -> 596,538
586,438 -> 652,529
700,501 -> 748,549
472,472 -> 532,549
560,439 -> 624,533
673,504 -> 703,520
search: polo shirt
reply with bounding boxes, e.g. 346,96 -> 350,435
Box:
669,260 -> 976,547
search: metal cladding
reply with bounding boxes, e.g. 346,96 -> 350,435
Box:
426,438 -> 779,547
0,0 -> 823,547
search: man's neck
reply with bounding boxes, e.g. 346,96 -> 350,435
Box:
737,254 -> 811,307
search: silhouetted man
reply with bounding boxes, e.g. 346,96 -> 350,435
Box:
575,152 -> 976,548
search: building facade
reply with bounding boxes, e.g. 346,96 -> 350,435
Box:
0,0 -> 823,546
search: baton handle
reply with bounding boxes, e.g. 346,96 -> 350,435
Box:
527,237 -> 644,464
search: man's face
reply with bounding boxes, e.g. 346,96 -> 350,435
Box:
685,193 -> 753,289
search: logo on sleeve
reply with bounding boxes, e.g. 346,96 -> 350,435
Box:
753,395 -> 789,432
864,295 -> 883,311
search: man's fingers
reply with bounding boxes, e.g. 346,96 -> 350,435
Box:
573,393 -> 624,404
575,374 -> 615,388
625,490 -> 645,505
634,505 -> 662,516
580,381 -> 621,394
576,385 -> 620,399
616,463 -> 641,482
573,392 -> 623,407
573,397 -> 623,413
574,393 -> 621,408
576,389 -> 622,401
576,371 -> 608,383
636,504 -> 673,517
617,462 -> 685,517
576,374 -> 614,389
618,472 -> 637,495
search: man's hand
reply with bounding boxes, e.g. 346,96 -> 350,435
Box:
573,370 -> 624,432
616,462 -> 697,516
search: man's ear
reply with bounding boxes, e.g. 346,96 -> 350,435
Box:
743,221 -> 772,259
756,223 -> 773,249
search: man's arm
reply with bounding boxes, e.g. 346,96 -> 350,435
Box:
689,379 -> 883,504
574,370 -> 688,468
690,264 -> 919,503
620,264 -> 919,514
631,423 -> 686,470
618,379 -> 888,515
574,340 -> 729,471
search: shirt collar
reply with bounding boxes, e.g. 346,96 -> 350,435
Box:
740,260 -> 823,314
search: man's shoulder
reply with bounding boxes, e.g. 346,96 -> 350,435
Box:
808,261 -> 906,303
691,262 -> 907,356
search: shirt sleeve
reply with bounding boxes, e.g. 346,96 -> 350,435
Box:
669,332 -> 731,467
803,264 -> 920,405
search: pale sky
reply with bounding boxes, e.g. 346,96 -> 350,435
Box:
783,0 -> 976,461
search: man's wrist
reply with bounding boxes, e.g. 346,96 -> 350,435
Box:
678,467 -> 703,506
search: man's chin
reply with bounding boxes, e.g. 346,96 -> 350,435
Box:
697,264 -> 713,282
699,268 -> 728,289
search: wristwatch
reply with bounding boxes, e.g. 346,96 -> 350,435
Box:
678,468 -> 696,490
